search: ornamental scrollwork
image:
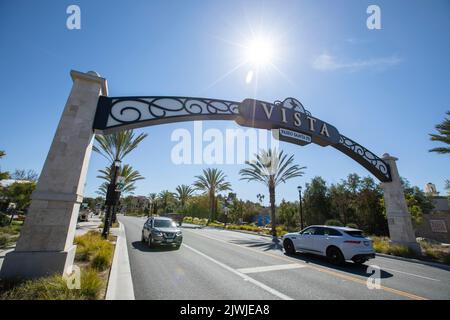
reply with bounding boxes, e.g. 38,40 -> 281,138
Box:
106,96 -> 240,127
338,135 -> 391,181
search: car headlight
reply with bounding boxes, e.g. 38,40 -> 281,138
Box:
152,231 -> 163,236
176,231 -> 182,236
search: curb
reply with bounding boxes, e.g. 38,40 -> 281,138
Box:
105,221 -> 135,300
375,253 -> 450,270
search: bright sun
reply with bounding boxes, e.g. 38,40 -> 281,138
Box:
244,37 -> 275,67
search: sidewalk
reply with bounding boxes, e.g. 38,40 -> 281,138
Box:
105,221 -> 134,300
75,216 -> 102,236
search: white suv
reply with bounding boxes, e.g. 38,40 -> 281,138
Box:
282,225 -> 375,265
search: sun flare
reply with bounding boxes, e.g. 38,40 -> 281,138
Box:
244,37 -> 275,67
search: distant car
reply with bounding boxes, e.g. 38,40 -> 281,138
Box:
141,216 -> 183,249
282,225 -> 375,265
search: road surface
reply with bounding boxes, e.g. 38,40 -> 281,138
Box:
119,215 -> 450,300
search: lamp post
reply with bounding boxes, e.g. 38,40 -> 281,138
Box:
102,159 -> 121,238
297,186 -> 304,230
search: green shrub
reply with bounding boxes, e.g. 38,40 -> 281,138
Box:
0,235 -> 9,248
443,253 -> 450,265
74,231 -> 114,269
0,268 -> 104,300
91,247 -> 113,271
80,268 -> 104,299
388,244 -> 414,257
325,219 -> 344,227
0,213 -> 10,227
346,223 -> 359,229
183,216 -> 193,223
0,275 -> 80,300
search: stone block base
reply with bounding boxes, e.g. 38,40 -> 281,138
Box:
0,245 -> 76,280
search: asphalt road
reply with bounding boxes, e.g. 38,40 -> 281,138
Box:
119,215 -> 450,300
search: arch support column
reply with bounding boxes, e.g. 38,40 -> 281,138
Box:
0,70 -> 107,279
381,153 -> 421,253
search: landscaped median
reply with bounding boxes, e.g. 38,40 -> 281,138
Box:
183,216 -> 288,237
183,216 -> 450,266
372,236 -> 450,265
0,231 -> 115,300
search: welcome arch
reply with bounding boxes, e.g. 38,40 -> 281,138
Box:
0,70 -> 419,279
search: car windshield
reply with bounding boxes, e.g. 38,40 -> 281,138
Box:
344,230 -> 365,238
153,219 -> 176,228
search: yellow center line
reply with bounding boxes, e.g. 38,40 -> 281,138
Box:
184,228 -> 428,300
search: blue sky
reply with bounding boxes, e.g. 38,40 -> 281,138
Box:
0,0 -> 449,204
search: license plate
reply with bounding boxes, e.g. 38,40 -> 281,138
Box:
364,241 -> 369,246
166,239 -> 173,242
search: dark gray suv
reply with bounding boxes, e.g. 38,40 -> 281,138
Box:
141,216 -> 183,249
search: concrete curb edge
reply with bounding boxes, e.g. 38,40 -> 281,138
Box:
105,221 -> 135,300
375,252 -> 450,270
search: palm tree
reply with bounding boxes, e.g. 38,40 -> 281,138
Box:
429,111 -> 450,154
148,193 -> 158,216
96,164 -> 144,196
0,150 -> 9,180
93,130 -> 148,163
193,168 -> 232,224
239,149 -> 306,237
158,190 -> 175,214
175,184 -> 195,211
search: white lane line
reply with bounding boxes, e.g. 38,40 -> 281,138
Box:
238,263 -> 306,274
377,266 -> 441,282
182,243 -> 293,300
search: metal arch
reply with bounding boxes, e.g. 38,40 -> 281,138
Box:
93,96 -> 241,134
333,135 -> 391,182
92,95 -> 391,182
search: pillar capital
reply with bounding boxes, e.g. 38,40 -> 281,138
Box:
70,69 -> 108,96
382,153 -> 398,162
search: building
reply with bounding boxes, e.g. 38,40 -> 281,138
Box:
415,183 -> 450,243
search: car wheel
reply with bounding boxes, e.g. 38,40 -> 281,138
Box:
141,232 -> 145,243
147,236 -> 154,248
283,239 -> 296,255
353,258 -> 367,265
327,246 -> 345,265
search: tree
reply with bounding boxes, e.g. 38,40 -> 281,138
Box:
429,111 -> 450,154
329,183 -> 352,225
303,176 -> 332,225
278,199 -> 298,230
0,150 -> 9,180
239,149 -> 305,237
193,168 -> 231,224
93,130 -> 147,227
93,130 -> 148,163
175,184 -> 195,213
148,193 -> 158,215
256,193 -> 265,204
400,178 -> 434,227
10,169 -> 39,182
158,190 -> 176,214
4,182 -> 36,211
184,194 -> 211,219
96,164 -> 144,196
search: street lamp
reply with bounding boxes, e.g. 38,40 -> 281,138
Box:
102,159 -> 121,238
297,185 -> 304,230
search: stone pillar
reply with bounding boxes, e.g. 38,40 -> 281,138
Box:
0,70 -> 108,279
381,153 -> 421,253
